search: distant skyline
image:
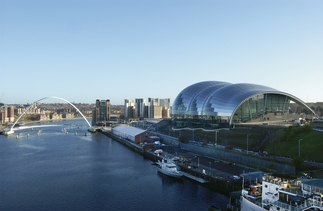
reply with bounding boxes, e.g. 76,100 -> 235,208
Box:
1,1 -> 322,105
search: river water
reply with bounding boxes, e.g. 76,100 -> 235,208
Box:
0,119 -> 228,211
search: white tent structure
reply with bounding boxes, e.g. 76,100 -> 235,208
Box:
112,125 -> 147,142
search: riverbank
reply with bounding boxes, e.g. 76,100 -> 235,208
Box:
99,129 -> 242,196
1,119 -> 229,211
1,117 -> 90,133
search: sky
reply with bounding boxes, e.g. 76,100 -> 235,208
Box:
1,0 -> 322,105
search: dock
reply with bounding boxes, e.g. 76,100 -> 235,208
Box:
182,172 -> 209,184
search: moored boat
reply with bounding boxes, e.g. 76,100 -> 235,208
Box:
88,126 -> 97,133
3,128 -> 14,136
157,158 -> 183,178
239,174 -> 323,211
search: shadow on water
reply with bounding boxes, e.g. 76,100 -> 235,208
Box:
157,171 -> 184,184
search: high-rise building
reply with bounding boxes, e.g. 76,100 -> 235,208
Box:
92,99 -> 110,126
7,106 -> 14,122
0,108 -> 6,123
0,105 -> 15,124
124,99 -> 135,119
148,98 -> 170,119
124,98 -> 171,120
135,98 -> 146,119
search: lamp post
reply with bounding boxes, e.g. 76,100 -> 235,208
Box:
209,162 -> 211,175
192,129 -> 194,141
299,139 -> 302,157
215,130 -> 218,148
247,134 -> 251,154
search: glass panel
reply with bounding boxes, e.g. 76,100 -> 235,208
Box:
172,81 -> 309,130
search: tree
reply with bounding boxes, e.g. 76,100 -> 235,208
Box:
292,157 -> 306,172
178,135 -> 186,143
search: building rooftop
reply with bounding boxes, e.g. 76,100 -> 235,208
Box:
113,124 -> 146,136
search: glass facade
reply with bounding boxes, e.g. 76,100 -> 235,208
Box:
172,81 -> 313,130
93,99 -> 110,126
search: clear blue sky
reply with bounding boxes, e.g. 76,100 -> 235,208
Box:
1,0 -> 322,105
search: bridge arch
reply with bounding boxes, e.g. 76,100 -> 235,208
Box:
10,96 -> 91,130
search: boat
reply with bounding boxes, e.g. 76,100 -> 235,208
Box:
238,174 -> 323,211
3,128 -> 14,136
88,126 -> 97,133
13,122 -> 25,127
154,149 -> 163,155
101,126 -> 111,132
157,159 -> 183,178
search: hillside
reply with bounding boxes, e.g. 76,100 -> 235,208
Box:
265,128 -> 323,162
156,120 -> 323,163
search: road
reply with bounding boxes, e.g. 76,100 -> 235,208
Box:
159,145 -> 256,181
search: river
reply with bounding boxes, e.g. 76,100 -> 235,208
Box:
0,119 -> 228,211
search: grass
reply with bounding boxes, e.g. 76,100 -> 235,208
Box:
157,120 -> 323,162
265,130 -> 323,162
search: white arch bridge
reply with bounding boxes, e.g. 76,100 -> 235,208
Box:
4,96 -> 93,135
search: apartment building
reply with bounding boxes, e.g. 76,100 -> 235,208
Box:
16,104 -> 45,115
124,98 -> 170,120
0,105 -> 14,124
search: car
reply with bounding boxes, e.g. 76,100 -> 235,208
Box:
183,158 -> 191,163
207,143 -> 215,148
154,149 -> 163,155
232,175 -> 240,180
171,156 -> 180,161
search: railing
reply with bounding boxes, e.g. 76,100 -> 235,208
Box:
271,201 -> 292,211
271,198 -> 323,211
180,143 -> 296,174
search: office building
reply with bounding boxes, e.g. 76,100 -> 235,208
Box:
92,99 -> 110,126
124,98 -> 171,120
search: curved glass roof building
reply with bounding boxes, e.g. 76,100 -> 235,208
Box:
172,81 -> 315,130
